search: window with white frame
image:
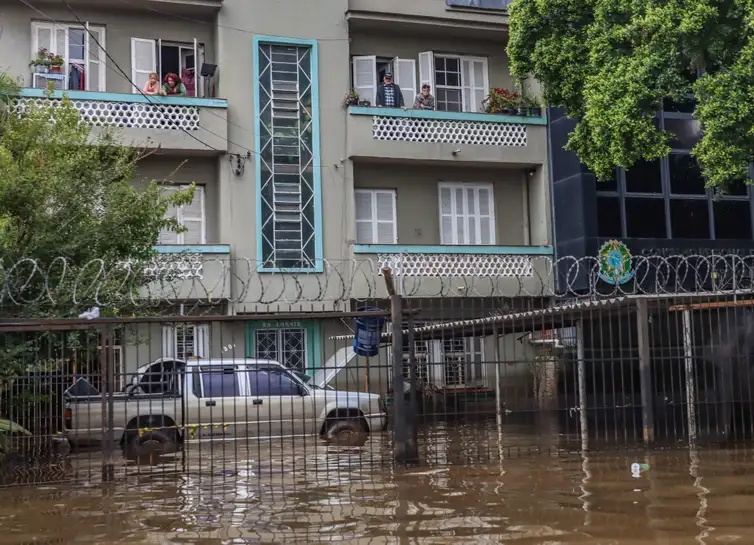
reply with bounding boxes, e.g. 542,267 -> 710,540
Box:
351,56 -> 416,107
31,22 -> 106,92
438,183 -> 495,245
355,189 -> 397,244
162,324 -> 208,360
158,185 -> 206,245
419,52 -> 488,113
131,37 -> 205,96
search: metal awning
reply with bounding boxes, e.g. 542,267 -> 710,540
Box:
331,296 -> 634,342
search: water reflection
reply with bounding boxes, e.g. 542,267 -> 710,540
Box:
1,422 -> 754,543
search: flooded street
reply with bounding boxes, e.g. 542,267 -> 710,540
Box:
1,422 -> 753,544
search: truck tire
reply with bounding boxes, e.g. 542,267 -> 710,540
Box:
323,419 -> 367,447
124,429 -> 178,463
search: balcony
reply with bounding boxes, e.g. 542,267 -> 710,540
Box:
30,0 -> 222,17
350,245 -> 554,298
135,245 -> 232,301
346,106 -> 547,166
13,89 -> 228,155
347,0 -> 509,40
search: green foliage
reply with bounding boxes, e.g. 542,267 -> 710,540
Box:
507,0 -> 754,188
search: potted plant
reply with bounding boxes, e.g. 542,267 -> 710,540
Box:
343,89 -> 360,107
518,94 -> 543,117
29,48 -> 64,74
483,87 -> 520,115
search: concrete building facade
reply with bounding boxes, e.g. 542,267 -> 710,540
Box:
0,0 -> 551,398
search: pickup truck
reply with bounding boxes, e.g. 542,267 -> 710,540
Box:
64,358 -> 387,459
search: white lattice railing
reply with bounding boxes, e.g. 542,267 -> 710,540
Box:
377,253 -> 533,277
120,254 -> 204,280
12,97 -> 201,130
372,116 -> 528,146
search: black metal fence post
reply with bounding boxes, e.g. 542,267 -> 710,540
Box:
100,325 -> 115,482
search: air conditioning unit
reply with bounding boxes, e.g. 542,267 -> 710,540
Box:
32,73 -> 67,91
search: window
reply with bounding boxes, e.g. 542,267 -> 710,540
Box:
438,183 -> 495,245
131,37 -> 205,97
257,40 -> 319,270
159,185 -> 206,245
200,368 -> 240,397
420,52 -> 488,113
355,189 -> 397,244
31,22 -> 106,92
248,369 -> 301,396
254,328 -> 307,371
352,56 -> 416,107
138,360 -> 185,394
162,324 -> 208,360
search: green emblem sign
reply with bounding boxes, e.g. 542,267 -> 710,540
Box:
598,240 -> 634,285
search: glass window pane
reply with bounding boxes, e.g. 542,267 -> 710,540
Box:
714,180 -> 749,197
626,198 -> 667,238
201,369 -> 240,397
625,159 -> 662,193
669,154 -> 706,195
596,196 -> 622,237
594,170 -> 617,193
714,201 -> 752,240
670,200 -> 710,239
665,118 -> 701,150
68,28 -> 85,60
248,369 -> 300,396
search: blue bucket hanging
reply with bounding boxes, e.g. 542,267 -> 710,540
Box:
353,306 -> 386,357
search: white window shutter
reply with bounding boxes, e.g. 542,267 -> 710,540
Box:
32,23 -> 53,56
352,55 -> 377,106
87,26 -> 105,92
461,58 -> 474,113
418,51 -> 434,89
162,326 -> 176,359
195,324 -> 208,359
355,190 -> 375,244
472,59 -> 488,113
181,185 -> 206,245
131,38 -> 157,94
478,186 -> 495,244
374,191 -> 397,244
439,185 -> 454,244
393,58 -> 417,108
158,186 -> 179,244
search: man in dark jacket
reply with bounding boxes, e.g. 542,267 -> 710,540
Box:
375,72 -> 404,108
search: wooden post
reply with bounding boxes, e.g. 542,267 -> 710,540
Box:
636,299 -> 655,445
384,267 -> 419,466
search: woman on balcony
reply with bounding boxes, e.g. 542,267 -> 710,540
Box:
159,73 -> 187,97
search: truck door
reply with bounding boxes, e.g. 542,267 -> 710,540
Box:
246,367 -> 316,438
184,366 -> 253,441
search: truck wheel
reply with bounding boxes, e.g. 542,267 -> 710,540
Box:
124,429 -> 178,463
323,419 -> 367,447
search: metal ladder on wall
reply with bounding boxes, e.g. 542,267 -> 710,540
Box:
270,78 -> 303,265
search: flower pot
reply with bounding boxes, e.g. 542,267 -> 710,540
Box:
529,107 -> 542,117
33,64 -> 48,74
501,108 -> 517,115
516,106 -> 526,116
348,99 -> 359,106
50,65 -> 62,74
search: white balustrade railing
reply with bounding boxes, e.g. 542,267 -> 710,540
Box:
13,97 -> 200,130
377,253 -> 533,277
372,116 -> 528,146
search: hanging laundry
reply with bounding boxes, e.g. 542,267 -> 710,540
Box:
69,63 -> 86,91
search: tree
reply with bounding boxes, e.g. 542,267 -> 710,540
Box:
0,79 -> 195,427
507,0 -> 754,189
0,80 -> 195,314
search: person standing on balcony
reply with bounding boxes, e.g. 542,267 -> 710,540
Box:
160,73 -> 187,97
413,84 -> 436,110
376,72 -> 404,108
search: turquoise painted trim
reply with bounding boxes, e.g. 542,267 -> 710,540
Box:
153,244 -> 230,254
348,105 -> 547,125
245,319 -> 322,372
353,244 -> 554,256
18,88 -> 228,108
253,35 -> 323,274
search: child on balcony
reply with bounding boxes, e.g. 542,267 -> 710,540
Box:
142,72 -> 160,95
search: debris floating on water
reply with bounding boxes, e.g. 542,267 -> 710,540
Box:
631,463 -> 650,478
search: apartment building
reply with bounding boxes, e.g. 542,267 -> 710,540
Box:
0,0 -> 551,394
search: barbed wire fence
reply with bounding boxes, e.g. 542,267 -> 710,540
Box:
0,252 -> 752,312
1,252 -> 754,487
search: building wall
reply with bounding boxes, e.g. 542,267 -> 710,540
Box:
353,163 -> 528,246
0,3 -> 215,94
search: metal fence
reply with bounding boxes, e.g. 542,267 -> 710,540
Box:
2,254 -> 754,487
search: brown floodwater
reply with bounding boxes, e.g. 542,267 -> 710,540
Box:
1,420 -> 753,544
